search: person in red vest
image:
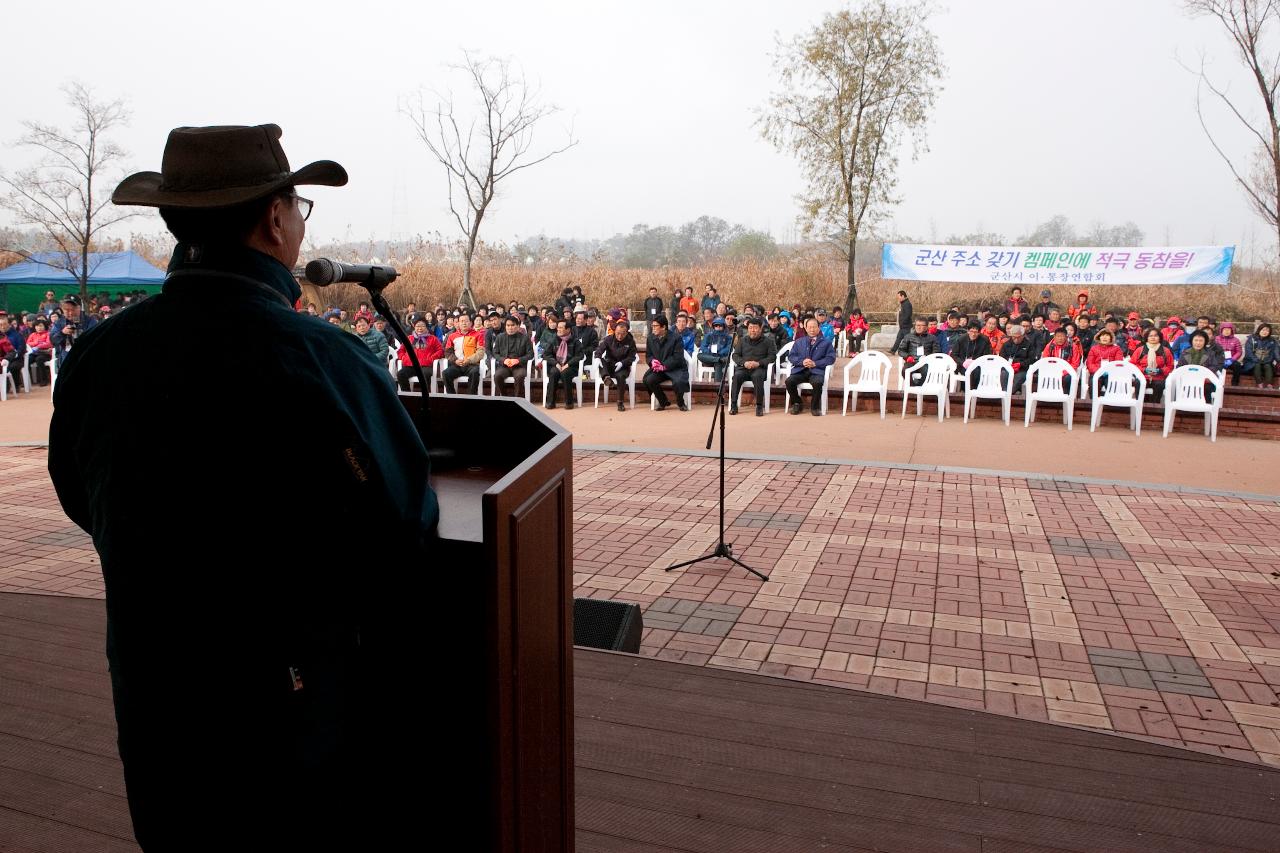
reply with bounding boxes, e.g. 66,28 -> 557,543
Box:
1003,286 -> 1029,318
1067,290 -> 1095,320
396,315 -> 444,391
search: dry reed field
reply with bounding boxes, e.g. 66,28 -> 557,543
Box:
314,259 -> 1280,324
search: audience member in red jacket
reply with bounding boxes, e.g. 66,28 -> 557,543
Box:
980,315 -> 1007,357
23,317 -> 53,386
1067,291 -> 1095,320
1130,328 -> 1175,401
396,316 -> 445,392
844,309 -> 870,353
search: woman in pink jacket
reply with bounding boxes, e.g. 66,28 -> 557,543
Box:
24,317 -> 53,386
1216,322 -> 1244,385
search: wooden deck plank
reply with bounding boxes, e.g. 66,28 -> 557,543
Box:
2,592 -> 1279,853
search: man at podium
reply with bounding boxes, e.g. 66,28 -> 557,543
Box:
48,124 -> 437,849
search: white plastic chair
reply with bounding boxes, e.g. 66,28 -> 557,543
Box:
962,355 -> 1014,425
441,357 -> 488,395
489,356 -> 535,401
787,364 -> 833,414
901,353 -> 952,422
1090,361 -> 1147,435
1163,365 -> 1224,441
841,351 -> 891,417
594,359 -> 638,409
0,361 -> 15,401
727,360 -> 774,413
1024,357 -> 1080,429
836,330 -> 849,358
773,341 -> 794,386
572,356 -> 600,406
19,351 -> 33,393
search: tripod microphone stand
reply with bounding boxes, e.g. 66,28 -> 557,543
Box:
665,367 -> 770,582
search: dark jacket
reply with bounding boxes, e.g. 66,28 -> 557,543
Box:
1032,300 -> 1060,320
896,298 -> 913,327
949,333 -> 992,369
935,326 -> 963,356
699,328 -> 733,359
896,330 -> 938,359
548,333 -> 586,367
48,243 -> 437,845
596,331 -> 638,366
733,332 -> 778,370
1026,327 -> 1051,355
765,323 -> 787,351
489,330 -> 535,362
358,327 -> 389,360
1242,334 -> 1279,370
643,296 -> 666,321
645,329 -> 687,373
1178,345 -> 1224,372
571,322 -> 598,355
1000,335 -> 1038,370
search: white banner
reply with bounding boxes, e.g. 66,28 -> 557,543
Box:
881,244 -> 1235,285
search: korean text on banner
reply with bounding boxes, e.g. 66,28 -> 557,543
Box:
881,244 -> 1235,286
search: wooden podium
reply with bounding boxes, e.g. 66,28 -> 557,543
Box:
399,393 -> 574,851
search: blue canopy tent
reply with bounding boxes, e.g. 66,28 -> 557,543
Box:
0,251 -> 167,314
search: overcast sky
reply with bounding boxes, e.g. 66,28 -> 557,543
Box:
1,0 -> 1272,258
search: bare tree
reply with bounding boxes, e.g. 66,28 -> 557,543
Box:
1185,1 -> 1280,258
760,1 -> 944,312
403,53 -> 576,310
0,82 -> 137,304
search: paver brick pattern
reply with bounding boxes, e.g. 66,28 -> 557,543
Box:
5,445 -> 1280,765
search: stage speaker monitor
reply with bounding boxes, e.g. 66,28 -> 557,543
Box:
574,598 -> 642,654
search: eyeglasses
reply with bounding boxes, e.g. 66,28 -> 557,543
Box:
290,193 -> 314,221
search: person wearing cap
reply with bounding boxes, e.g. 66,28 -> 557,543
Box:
1120,311 -> 1143,353
698,316 -> 733,383
396,315 -> 445,391
47,124 -> 437,848
643,315 -> 690,411
49,294 -> 97,366
1161,316 -> 1186,349
731,316 -> 777,416
595,319 -> 638,411
815,309 -> 836,343
1032,289 -> 1060,321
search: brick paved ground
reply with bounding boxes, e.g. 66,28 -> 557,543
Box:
5,444 -> 1280,766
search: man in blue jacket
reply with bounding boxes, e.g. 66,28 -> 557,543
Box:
786,315 -> 836,416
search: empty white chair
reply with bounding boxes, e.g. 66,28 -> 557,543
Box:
962,355 -> 1014,425
901,352 -> 952,422
0,360 -> 15,401
841,350 -> 891,417
595,359 -> 638,409
727,359 -> 774,413
572,356 -> 598,406
1163,364 -> 1224,441
836,330 -> 849,358
1090,361 -> 1147,435
1024,357 -> 1080,429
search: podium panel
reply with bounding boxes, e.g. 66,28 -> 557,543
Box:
400,394 -> 574,852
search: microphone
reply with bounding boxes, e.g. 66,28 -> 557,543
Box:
304,258 -> 399,289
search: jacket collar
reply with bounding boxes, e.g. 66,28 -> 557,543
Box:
165,242 -> 301,306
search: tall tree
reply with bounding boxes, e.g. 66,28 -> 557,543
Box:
1185,0 -> 1280,258
404,52 -> 576,310
760,1 -> 944,312
0,82 -> 137,304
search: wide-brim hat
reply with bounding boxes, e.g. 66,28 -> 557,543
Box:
113,124 -> 347,208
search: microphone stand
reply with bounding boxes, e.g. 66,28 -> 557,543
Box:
665,366 -> 769,582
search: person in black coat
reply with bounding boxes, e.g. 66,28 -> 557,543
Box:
999,325 -> 1038,394
545,318 -> 585,409
731,316 -> 777,416
642,315 -> 690,410
643,287 -> 666,324
891,290 -> 913,355
595,323 -> 638,411
949,325 -> 992,388
571,308 -> 598,354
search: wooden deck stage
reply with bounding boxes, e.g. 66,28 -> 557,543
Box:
2,591 -> 1278,852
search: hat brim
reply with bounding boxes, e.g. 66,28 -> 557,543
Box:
112,159 -> 348,208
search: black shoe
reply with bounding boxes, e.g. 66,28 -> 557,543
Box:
546,401 -> 556,409
811,406 -> 822,416
790,403 -> 802,415
565,399 -> 575,410
677,399 -> 689,412
655,398 -> 668,411
729,405 -> 739,415
617,400 -> 626,412
755,408 -> 765,417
